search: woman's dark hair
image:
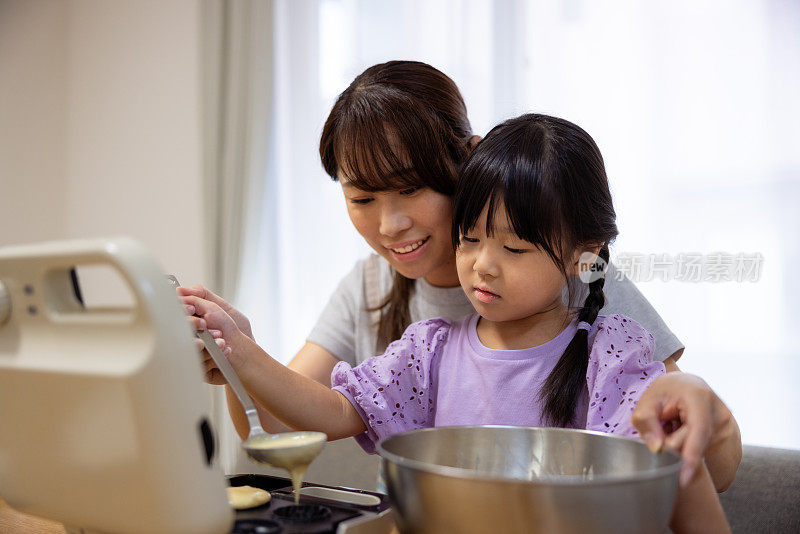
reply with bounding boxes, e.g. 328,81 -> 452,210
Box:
453,113 -> 619,427
320,61 -> 473,350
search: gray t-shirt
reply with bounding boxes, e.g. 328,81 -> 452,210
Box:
308,254 -> 683,366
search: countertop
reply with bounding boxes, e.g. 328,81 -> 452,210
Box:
0,497 -> 66,534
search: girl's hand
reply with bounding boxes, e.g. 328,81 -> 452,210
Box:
631,372 -> 741,489
186,326 -> 230,385
177,284 -> 254,341
182,295 -> 252,382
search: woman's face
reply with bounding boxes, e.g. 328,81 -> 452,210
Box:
340,180 -> 459,287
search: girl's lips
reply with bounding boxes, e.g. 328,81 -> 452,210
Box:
474,287 -> 500,303
387,236 -> 430,262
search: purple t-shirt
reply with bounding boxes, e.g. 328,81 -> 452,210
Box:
332,314 -> 665,454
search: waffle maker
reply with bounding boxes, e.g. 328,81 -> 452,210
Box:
0,238 -> 394,534
0,238 -> 235,533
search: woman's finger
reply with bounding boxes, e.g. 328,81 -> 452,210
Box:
210,329 -> 222,338
205,368 -> 222,384
663,424 -> 703,487
177,285 -> 205,297
188,285 -> 232,310
181,295 -> 220,317
188,316 -> 207,332
180,295 -> 202,308
631,394 -> 667,452
182,295 -> 239,335
677,406 -> 714,488
193,338 -> 205,352
178,284 -> 226,304
663,423 -> 690,451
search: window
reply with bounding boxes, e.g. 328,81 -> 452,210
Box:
240,0 -> 800,449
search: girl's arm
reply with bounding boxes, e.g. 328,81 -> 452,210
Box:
224,342 -> 341,440
229,333 -> 367,440
182,295 -> 367,440
669,462 -> 731,534
179,285 -> 356,440
178,285 -> 294,438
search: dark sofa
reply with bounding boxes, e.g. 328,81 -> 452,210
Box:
720,445 -> 800,533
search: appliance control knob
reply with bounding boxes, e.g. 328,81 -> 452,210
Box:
0,280 -> 10,325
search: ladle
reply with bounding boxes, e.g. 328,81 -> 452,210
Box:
167,276 -> 327,472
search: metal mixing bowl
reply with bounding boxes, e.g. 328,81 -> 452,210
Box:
377,425 -> 681,534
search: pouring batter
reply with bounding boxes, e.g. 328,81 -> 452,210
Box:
244,433 -> 325,503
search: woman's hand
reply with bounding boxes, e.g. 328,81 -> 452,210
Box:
631,372 -> 742,490
177,285 -> 254,341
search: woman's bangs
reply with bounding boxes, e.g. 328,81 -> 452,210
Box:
332,123 -> 419,191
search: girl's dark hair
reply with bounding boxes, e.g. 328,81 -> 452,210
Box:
453,113 -> 619,427
320,61 -> 473,350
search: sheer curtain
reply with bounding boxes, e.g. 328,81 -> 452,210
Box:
201,0 -> 274,473
239,0 -> 800,450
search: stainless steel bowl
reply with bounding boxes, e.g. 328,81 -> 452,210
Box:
377,426 -> 681,534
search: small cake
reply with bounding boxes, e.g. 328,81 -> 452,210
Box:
227,486 -> 271,509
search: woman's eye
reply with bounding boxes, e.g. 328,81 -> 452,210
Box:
399,187 -> 418,196
504,246 -> 525,254
349,197 -> 374,205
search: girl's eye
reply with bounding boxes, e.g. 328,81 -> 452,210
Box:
399,187 -> 418,196
504,246 -> 525,254
461,236 -> 479,243
349,197 -> 374,205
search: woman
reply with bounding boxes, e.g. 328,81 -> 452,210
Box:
182,61 -> 741,490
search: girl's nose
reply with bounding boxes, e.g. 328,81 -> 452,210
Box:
473,247 -> 499,278
379,206 -> 413,237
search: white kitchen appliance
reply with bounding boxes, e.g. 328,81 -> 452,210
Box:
0,238 -> 233,534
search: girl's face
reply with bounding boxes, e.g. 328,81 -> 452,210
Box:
456,202 -> 574,324
340,180 -> 459,287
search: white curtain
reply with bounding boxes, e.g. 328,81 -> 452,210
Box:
201,0 -> 274,473
239,0 -> 800,451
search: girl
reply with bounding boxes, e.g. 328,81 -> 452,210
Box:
184,114 -> 729,532
180,61 -> 740,490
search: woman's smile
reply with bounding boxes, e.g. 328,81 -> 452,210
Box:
387,236 -> 430,260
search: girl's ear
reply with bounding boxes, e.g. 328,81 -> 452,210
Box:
467,135 -> 482,154
570,243 -> 604,277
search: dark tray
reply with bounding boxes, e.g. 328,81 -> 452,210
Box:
228,474 -> 389,534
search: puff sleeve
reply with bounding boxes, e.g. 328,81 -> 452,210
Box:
585,314 -> 666,437
331,318 -> 451,453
